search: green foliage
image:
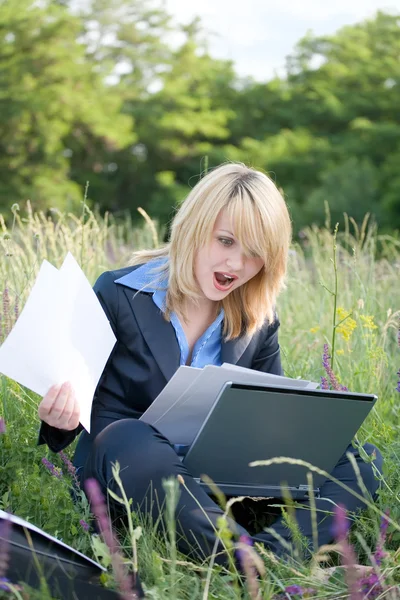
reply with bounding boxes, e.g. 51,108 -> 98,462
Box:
2,3 -> 400,231
206,11 -> 400,232
105,19 -> 237,221
0,0 -> 132,214
303,157 -> 382,228
0,378 -> 92,555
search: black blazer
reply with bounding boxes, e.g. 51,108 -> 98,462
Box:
38,266 -> 283,465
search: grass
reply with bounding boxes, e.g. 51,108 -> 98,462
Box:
0,203 -> 399,598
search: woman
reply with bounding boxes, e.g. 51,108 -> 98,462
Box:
38,162 -> 382,565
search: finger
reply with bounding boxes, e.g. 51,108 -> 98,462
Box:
47,381 -> 72,426
59,387 -> 79,430
65,393 -> 81,430
51,387 -> 75,429
38,383 -> 63,419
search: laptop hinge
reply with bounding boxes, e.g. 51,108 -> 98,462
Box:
194,479 -> 320,493
193,477 -> 320,498
297,484 -> 321,497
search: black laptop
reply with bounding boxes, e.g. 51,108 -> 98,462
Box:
181,382 -> 377,499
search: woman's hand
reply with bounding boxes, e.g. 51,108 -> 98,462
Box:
38,382 -> 80,430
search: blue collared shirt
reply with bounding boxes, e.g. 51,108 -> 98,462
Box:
114,259 -> 224,368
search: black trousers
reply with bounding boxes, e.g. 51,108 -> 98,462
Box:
80,419 -> 383,564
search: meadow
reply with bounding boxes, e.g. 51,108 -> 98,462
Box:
0,202 -> 399,599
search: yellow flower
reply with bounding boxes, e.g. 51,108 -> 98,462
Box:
360,314 -> 378,331
336,349 -> 345,355
309,326 -> 320,334
336,307 -> 357,342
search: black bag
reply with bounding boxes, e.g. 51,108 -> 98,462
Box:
0,511 -> 145,599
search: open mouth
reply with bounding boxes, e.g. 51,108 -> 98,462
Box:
213,272 -> 237,291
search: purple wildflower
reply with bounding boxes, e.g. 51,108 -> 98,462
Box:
285,584 -> 303,596
235,534 -> 261,600
355,509 -> 391,597
79,519 -> 90,532
58,451 -> 76,476
273,587 -> 316,599
235,534 -> 253,568
85,478 -> 137,600
320,376 -> 329,390
379,509 -> 390,545
58,451 -> 80,489
372,509 -> 390,566
322,344 -> 348,391
41,457 -> 63,479
331,503 -> 350,541
85,479 -> 118,554
332,505 -> 362,600
0,577 -> 22,593
0,577 -> 10,591
14,296 -> 19,322
359,572 -> 383,599
239,534 -> 253,547
0,418 -> 5,434
373,546 -> 386,565
2,288 -> 10,338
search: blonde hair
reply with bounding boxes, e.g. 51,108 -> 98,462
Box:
130,162 -> 292,339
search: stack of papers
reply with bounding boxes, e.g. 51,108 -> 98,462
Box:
140,363 -> 319,446
0,253 -> 116,432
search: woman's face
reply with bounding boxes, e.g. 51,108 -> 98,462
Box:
194,208 -> 265,302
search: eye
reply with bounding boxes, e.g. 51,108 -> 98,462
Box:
218,237 -> 234,247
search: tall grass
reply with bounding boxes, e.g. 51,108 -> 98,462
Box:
0,203 -> 399,599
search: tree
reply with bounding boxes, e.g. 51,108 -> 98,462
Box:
88,18 -> 239,221
0,0 -> 132,212
280,11 -> 400,229
76,0 -> 174,97
217,11 -> 400,231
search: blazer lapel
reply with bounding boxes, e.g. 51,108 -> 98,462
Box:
122,288 -> 181,382
221,333 -> 252,365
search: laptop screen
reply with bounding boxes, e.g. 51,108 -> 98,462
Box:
183,382 -> 376,496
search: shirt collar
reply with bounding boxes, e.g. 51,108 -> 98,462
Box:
114,258 -> 168,292
115,257 -> 225,321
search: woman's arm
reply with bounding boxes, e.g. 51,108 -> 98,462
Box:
37,271 -> 119,452
250,316 -> 283,376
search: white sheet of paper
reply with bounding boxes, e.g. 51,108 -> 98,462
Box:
140,365 -> 201,426
152,364 -> 320,445
221,363 -> 319,389
0,253 -> 116,432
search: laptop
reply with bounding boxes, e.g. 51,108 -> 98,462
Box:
181,382 -> 377,500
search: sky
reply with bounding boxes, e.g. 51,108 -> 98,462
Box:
164,0 -> 400,81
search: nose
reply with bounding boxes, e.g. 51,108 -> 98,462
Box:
226,247 -> 245,272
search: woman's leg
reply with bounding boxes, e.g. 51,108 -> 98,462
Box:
253,443 -> 383,558
82,419 -> 248,565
